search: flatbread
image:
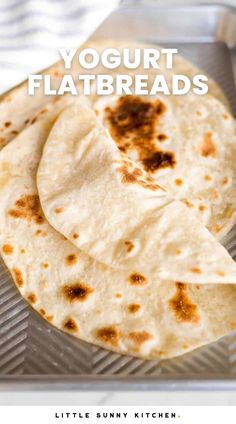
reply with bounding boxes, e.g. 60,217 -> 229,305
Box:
0,39 -> 229,150
93,92 -> 236,239
37,101 -> 236,284
1,101 -> 236,360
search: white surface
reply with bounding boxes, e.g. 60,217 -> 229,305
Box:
1,405 -> 236,424
1,0 -> 236,406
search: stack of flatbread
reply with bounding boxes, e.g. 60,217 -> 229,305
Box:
1,40 -> 236,360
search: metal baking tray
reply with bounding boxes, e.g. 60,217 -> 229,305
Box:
1,1 -> 236,391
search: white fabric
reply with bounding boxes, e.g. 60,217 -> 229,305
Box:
0,0 -> 119,94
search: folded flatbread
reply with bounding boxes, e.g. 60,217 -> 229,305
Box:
94,92 -> 236,239
37,101 -> 236,284
1,101 -> 236,360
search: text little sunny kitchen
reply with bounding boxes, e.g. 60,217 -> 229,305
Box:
54,410 -> 177,420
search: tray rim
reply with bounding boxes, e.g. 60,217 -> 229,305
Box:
2,375 -> 236,392
1,1 -> 236,391
121,0 -> 236,13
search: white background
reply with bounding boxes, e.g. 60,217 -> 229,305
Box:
1,406 -> 236,423
1,0 -> 236,406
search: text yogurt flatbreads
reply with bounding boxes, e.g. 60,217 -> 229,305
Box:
0,39 -> 229,150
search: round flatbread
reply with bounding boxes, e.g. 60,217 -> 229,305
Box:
1,100 -> 236,360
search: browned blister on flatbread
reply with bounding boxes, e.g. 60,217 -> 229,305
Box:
197,132 -> 217,158
63,317 -> 79,333
12,267 -> 24,287
169,283 -> 200,324
105,96 -> 176,174
62,282 -> 94,303
96,326 -> 120,347
8,194 -> 44,225
2,244 -> 13,255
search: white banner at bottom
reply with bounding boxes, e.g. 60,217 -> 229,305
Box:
0,406 -> 236,424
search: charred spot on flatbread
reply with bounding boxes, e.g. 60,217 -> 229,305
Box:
8,194 -> 44,225
2,244 -> 14,255
105,96 -> 174,174
222,177 -> 229,186
169,282 -> 200,324
216,271 -> 225,277
156,101 -> 167,115
63,317 -> 78,332
54,207 -> 64,214
96,326 -> 120,347
182,199 -> 194,208
124,240 -> 134,253
157,133 -> 168,142
198,205 -> 206,212
105,96 -> 161,148
30,116 -> 38,125
65,254 -> 78,266
213,224 -> 222,234
175,178 -> 183,186
128,304 -> 141,314
190,267 -> 202,274
128,331 -> 153,345
142,151 -> 176,173
62,282 -> 94,302
27,293 -> 37,304
46,315 -> 53,322
117,165 -> 142,184
198,132 -> 217,158
129,273 -> 147,286
73,233 -> 79,239
35,229 -> 47,237
53,70 -> 63,78
117,164 -> 163,192
12,267 -> 24,287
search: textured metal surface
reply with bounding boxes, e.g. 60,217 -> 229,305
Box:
1,3 -> 236,389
